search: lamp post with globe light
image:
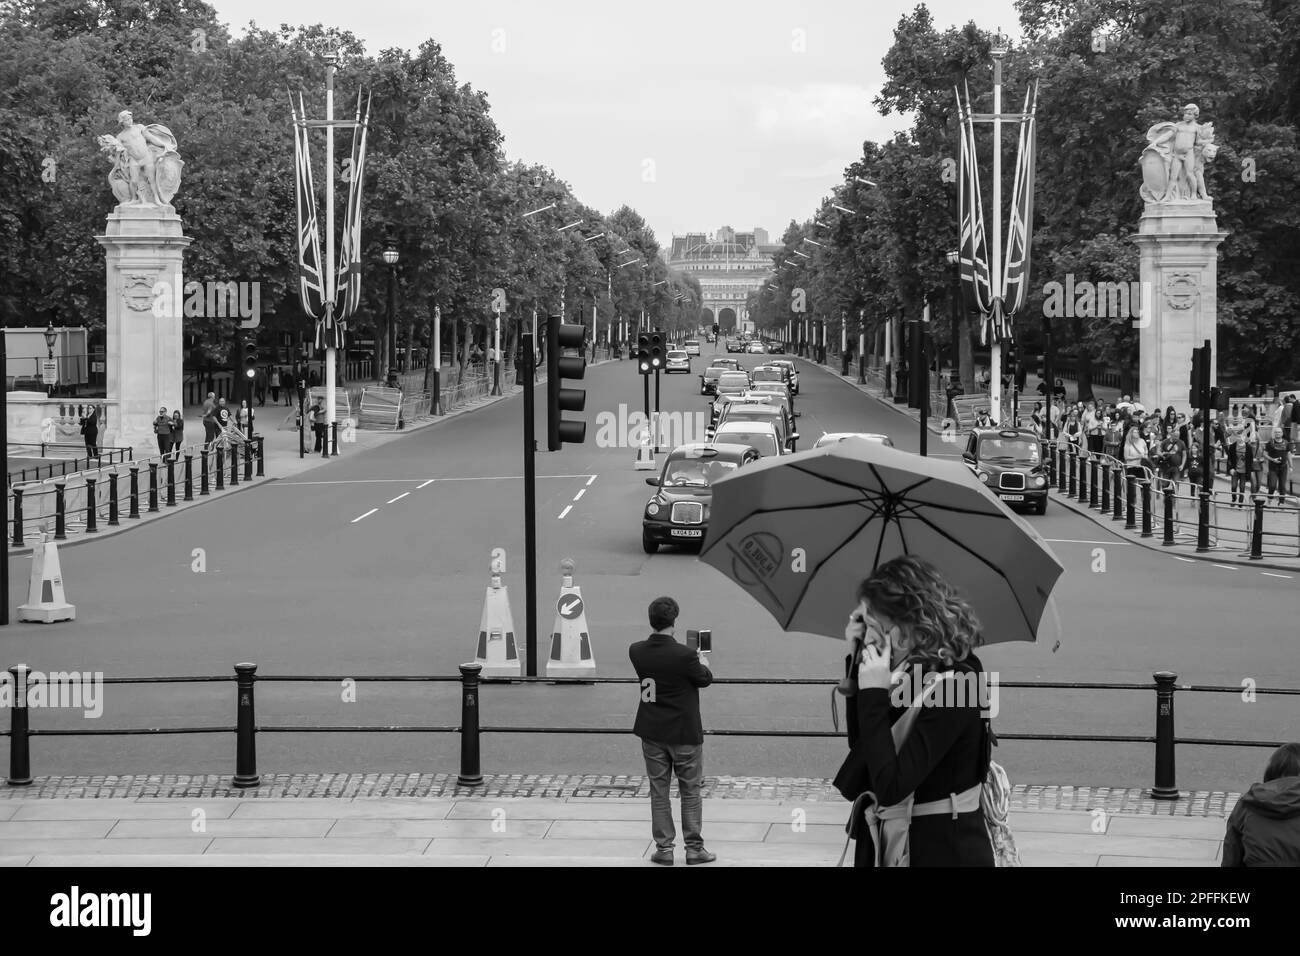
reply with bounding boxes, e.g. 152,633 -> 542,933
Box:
43,321 -> 57,397
382,241 -> 399,388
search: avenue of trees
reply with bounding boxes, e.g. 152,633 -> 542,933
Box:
0,0 -> 701,377
748,0 -> 1300,398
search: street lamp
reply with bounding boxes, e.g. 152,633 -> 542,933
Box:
382,241 -> 399,386
43,321 -> 56,396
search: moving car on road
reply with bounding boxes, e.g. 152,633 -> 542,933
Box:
665,349 -> 691,373
962,427 -> 1049,515
642,442 -> 760,554
746,341 -> 767,354
711,420 -> 784,458
768,359 -> 799,395
712,357 -> 743,373
683,340 -> 701,356
813,432 -> 894,449
714,370 -> 751,399
700,366 -> 726,396
711,401 -> 799,452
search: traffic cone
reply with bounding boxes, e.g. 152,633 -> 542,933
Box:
474,567 -> 520,677
17,533 -> 76,624
634,426 -> 656,470
547,559 -> 595,678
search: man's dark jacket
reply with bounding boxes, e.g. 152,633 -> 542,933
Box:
629,633 -> 713,745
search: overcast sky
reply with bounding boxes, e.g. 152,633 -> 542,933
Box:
209,0 -> 1024,245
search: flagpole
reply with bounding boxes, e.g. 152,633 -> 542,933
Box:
323,52 -> 337,457
990,37 -> 1004,423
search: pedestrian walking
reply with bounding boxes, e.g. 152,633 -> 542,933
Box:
153,406 -> 172,457
1222,743 -> 1300,867
237,400 -> 250,435
170,410 -> 185,459
201,392 -> 219,447
1264,426 -> 1290,504
79,405 -> 100,458
832,555 -> 995,867
628,596 -> 716,866
270,367 -> 281,405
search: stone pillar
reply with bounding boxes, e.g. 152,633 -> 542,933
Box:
96,206 -> 191,452
1131,201 -> 1227,415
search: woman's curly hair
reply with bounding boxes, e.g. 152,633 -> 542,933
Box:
857,555 -> 983,667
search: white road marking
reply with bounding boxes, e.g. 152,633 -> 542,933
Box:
586,475 -> 597,486
1042,539 -> 1134,546
1174,556 -> 1195,562
558,505 -> 573,519
351,509 -> 378,523
417,479 -> 435,489
1261,572 -> 1292,579
281,475 -> 594,486
1213,564 -> 1238,571
387,492 -> 409,504
573,489 -> 585,501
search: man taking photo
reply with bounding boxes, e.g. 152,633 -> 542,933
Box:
629,596 -> 716,866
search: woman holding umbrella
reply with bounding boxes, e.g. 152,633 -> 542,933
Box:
832,556 -> 995,867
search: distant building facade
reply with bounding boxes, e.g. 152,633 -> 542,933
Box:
666,226 -> 780,334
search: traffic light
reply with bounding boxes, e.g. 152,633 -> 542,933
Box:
713,323 -> 720,336
1189,345 -> 1207,407
648,330 -> 665,371
244,339 -> 259,380
637,333 -> 651,372
1209,386 -> 1229,412
547,320 -> 586,449
1005,343 -> 1018,370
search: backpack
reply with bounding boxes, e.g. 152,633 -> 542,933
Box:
838,671 -> 1021,867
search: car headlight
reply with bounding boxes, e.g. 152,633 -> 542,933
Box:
646,501 -> 660,516
978,471 -> 990,483
1032,475 -> 1046,487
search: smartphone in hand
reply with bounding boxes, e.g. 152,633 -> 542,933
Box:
698,629 -> 712,653
686,629 -> 699,651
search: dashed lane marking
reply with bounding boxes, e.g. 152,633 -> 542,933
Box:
351,509 -> 378,523
573,489 -> 585,501
1174,556 -> 1195,562
586,475 -> 597,486
1261,572 -> 1293,579
1042,539 -> 1134,546
387,492 -> 409,504
417,479 -> 434,489
558,505 -> 573,520
1213,564 -> 1238,571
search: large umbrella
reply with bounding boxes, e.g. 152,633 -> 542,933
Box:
698,438 -> 1064,644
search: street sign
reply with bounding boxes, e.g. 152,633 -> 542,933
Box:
40,360 -> 57,385
557,594 -> 584,620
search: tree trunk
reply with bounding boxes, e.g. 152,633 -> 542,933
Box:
451,317 -> 459,384
1069,315 -> 1095,402
406,319 -> 415,374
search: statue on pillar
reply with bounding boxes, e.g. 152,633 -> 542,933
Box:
1139,104 -> 1219,203
97,110 -> 184,207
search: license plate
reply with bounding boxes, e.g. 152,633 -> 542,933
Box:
670,529 -> 703,537
999,494 -> 1025,502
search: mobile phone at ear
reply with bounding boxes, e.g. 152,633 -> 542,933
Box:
698,629 -> 712,653
686,629 -> 699,650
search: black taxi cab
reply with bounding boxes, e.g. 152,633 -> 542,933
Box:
641,443 -> 759,553
962,427 -> 1049,515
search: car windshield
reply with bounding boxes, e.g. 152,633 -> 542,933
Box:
979,438 -> 1040,463
703,368 -> 723,378
752,370 -> 782,381
661,458 -> 738,486
719,373 -> 749,386
668,351 -> 686,359
717,430 -> 777,455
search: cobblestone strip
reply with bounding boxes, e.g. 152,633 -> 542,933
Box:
0,773 -> 1240,814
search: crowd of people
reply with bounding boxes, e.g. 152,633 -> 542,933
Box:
1026,393 -> 1297,505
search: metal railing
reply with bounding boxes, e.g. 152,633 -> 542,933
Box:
2,664 -> 1292,799
6,444 -> 133,486
6,438 -> 266,545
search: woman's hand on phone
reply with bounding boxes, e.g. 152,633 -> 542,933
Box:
845,610 -> 866,644
858,642 -> 893,690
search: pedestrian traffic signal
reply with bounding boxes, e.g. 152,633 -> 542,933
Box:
637,333 -> 651,373
244,340 -> 258,379
1189,345 -> 1207,406
547,320 -> 586,449
1005,343 -> 1018,369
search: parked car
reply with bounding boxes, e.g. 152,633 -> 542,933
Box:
642,442 -> 760,553
962,427 -> 1049,515
665,349 -> 691,373
813,432 -> 894,449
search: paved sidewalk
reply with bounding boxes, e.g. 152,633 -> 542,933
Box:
0,774 -> 1233,867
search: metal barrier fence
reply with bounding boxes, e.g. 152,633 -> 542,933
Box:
2,664 -> 1293,798
6,438 -> 266,545
6,445 -> 133,486
1047,441 -> 1300,558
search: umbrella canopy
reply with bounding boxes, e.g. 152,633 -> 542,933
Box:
698,438 -> 1064,644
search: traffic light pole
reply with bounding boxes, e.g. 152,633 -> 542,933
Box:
1197,339 -> 1212,553
522,331 -> 538,677
643,371 -> 651,449
653,369 -> 662,453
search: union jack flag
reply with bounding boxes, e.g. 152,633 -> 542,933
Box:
333,91 -> 372,337
957,83 -> 996,342
1001,83 -> 1038,324
291,94 -> 326,322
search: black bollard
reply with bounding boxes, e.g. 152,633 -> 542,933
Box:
1113,467 -> 1124,521
233,663 -> 260,788
184,454 -> 194,501
1141,482 -> 1153,538
1125,474 -> 1137,529
216,445 -> 225,490
1151,672 -> 1180,800
332,420 -> 339,457
1067,451 -> 1077,497
1100,462 -> 1111,514
11,488 -> 23,546
1077,454 -> 1088,503
129,466 -> 141,519
166,456 -> 176,506
256,437 -> 265,477
1197,491 -> 1212,553
1249,497 -> 1265,559
1047,444 -> 1056,487
230,443 -> 239,486
7,665 -> 32,785
107,471 -> 119,526
1162,486 -> 1176,546
148,463 -> 159,513
457,662 -> 484,787
1057,446 -> 1067,493
54,481 -> 67,540
200,447 -> 210,496
244,440 -> 253,481
1089,459 -> 1099,509
85,477 -> 98,533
